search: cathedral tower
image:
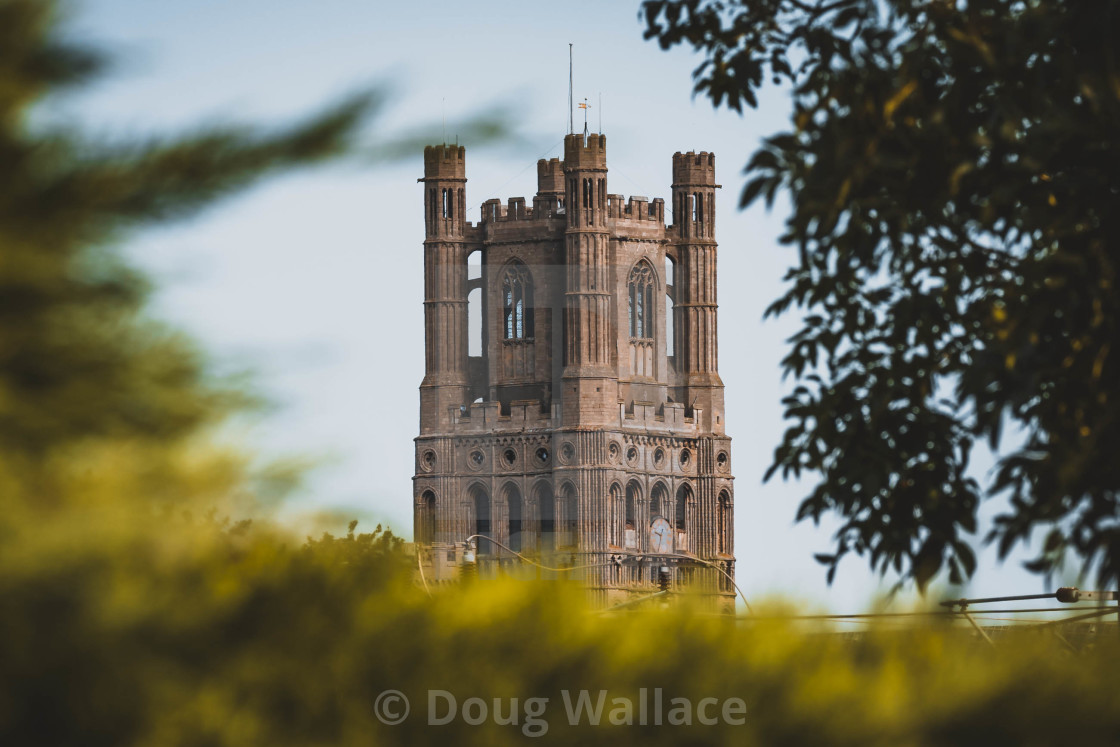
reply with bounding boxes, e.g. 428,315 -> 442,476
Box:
413,135 -> 735,608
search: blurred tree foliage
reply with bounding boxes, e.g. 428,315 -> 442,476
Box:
0,0 -> 375,500
642,0 -> 1120,590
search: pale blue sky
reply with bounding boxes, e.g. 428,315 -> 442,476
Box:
60,0 -> 1057,611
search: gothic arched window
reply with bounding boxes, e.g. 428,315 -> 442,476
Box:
559,482 -> 578,548
675,483 -> 692,531
625,482 -> 640,530
471,485 -> 492,556
609,483 -> 623,547
628,261 -> 655,339
503,483 -> 523,553
624,481 -> 641,550
650,482 -> 668,520
417,490 -> 436,544
535,482 -> 555,552
501,262 -> 534,340
717,490 -> 732,554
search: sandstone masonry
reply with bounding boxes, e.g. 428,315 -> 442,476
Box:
413,133 -> 735,607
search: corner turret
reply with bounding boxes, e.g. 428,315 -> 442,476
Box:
421,144 -> 467,239
418,144 -> 471,433
536,157 -> 565,196
671,151 -> 718,240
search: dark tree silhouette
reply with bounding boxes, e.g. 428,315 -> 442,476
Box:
643,0 -> 1120,589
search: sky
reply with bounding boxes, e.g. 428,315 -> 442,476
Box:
57,0 -> 1060,612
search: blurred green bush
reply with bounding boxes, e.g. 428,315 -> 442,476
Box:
4,511 -> 1120,746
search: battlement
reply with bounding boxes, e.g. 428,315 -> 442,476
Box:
480,194 -> 569,224
620,400 -> 701,434
480,191 -> 664,226
423,144 -> 466,180
537,158 -> 565,195
447,400 -> 557,432
563,133 -> 607,171
480,197 -> 528,222
671,151 -> 716,187
608,194 -> 666,223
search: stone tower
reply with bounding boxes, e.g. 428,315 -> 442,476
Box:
413,135 -> 735,607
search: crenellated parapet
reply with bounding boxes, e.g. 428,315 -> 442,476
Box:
480,192 -> 668,229
620,401 -> 702,435
423,144 -> 466,180
447,399 -> 559,433
671,151 -> 716,187
537,157 -> 565,195
563,132 -> 607,172
608,194 -> 666,225
480,197 -> 557,224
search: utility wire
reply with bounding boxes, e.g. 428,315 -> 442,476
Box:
465,138 -> 566,221
434,541 -> 1116,630
416,550 -> 433,598
463,534 -> 620,573
645,551 -> 752,614
460,536 -> 751,612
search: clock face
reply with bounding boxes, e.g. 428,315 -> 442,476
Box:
649,517 -> 673,554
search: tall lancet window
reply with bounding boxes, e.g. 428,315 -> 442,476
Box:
717,490 -> 732,555
501,262 -> 534,340
628,261 -> 655,339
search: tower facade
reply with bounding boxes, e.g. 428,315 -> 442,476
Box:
413,136 -> 735,607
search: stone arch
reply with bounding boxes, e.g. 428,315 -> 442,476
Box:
499,259 -> 534,340
624,480 -> 642,550
608,482 -> 624,548
558,481 -> 578,548
717,489 -> 733,555
416,489 -> 436,545
649,480 -> 670,520
468,483 -> 492,555
624,479 -> 642,529
675,481 -> 693,531
533,480 -> 555,552
501,482 -> 523,553
627,258 -> 658,339
467,285 -> 483,357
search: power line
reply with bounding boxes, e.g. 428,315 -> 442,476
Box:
463,534 -> 620,573
460,536 -> 751,612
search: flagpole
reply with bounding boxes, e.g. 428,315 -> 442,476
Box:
568,43 -> 574,136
